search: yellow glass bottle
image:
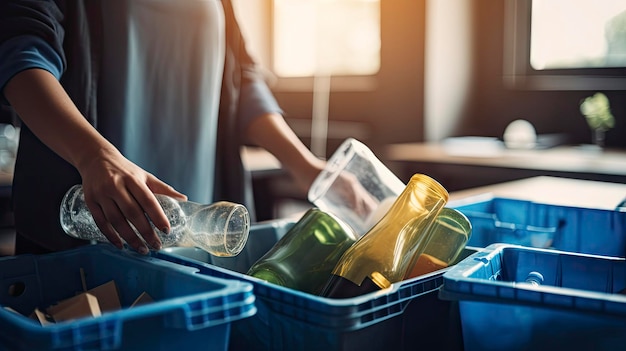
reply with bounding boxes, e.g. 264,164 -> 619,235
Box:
320,173 -> 449,298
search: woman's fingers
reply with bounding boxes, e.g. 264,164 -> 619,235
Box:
87,196 -> 151,253
115,189 -> 162,252
88,203 -> 125,249
146,174 -> 188,201
125,181 -> 169,247
85,185 -> 160,254
74,148 -> 188,254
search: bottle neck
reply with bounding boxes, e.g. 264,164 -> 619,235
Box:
177,200 -> 203,216
369,271 -> 391,289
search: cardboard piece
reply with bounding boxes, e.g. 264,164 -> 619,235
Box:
29,308 -> 53,326
86,280 -> 121,312
47,293 -> 101,322
130,292 -> 154,308
12,273 -> 154,326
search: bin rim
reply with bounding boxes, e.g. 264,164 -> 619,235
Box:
439,243 -> 626,319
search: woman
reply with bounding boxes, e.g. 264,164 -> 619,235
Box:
0,0 -> 325,254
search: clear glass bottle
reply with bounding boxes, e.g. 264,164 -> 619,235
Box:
60,184 -> 250,257
320,173 -> 449,298
406,207 -> 472,278
246,208 -> 358,295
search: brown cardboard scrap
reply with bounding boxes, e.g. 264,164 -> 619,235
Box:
8,273 -> 154,325
47,293 -> 102,322
86,280 -> 122,312
29,308 -> 54,326
130,292 -> 154,308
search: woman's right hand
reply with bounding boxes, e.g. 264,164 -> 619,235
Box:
326,171 -> 379,222
76,148 -> 187,254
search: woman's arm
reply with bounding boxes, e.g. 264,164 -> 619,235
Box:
222,0 -> 325,193
4,68 -> 186,254
245,113 -> 325,194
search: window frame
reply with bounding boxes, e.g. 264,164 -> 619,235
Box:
503,0 -> 626,91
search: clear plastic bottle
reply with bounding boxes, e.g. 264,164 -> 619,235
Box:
60,184 -> 250,256
320,173 -> 449,298
307,138 -> 406,237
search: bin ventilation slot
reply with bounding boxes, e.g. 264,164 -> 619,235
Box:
7,282 -> 25,297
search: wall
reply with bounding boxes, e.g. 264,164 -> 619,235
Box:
424,0 -> 474,142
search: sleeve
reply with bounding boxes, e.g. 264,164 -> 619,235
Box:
0,36 -> 64,102
229,5 -> 283,131
0,0 -> 66,102
238,79 -> 284,127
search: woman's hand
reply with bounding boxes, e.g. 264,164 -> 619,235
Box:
77,148 -> 187,254
324,171 -> 378,221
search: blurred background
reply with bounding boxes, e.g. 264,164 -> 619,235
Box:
1,0 -> 625,253
232,0 -> 626,220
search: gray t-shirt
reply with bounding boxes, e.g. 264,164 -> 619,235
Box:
99,0 -> 225,204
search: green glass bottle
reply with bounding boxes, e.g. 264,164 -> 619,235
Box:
406,207 -> 472,279
246,208 -> 358,295
320,174 -> 449,298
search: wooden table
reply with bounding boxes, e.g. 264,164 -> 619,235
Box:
385,142 -> 626,191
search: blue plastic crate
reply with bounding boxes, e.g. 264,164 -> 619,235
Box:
0,244 -> 256,351
158,219 -> 478,351
450,196 -> 626,256
439,243 -> 626,351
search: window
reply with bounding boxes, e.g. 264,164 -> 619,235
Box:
232,0 -> 381,91
504,0 -> 626,90
530,0 -> 626,70
272,0 -> 380,77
